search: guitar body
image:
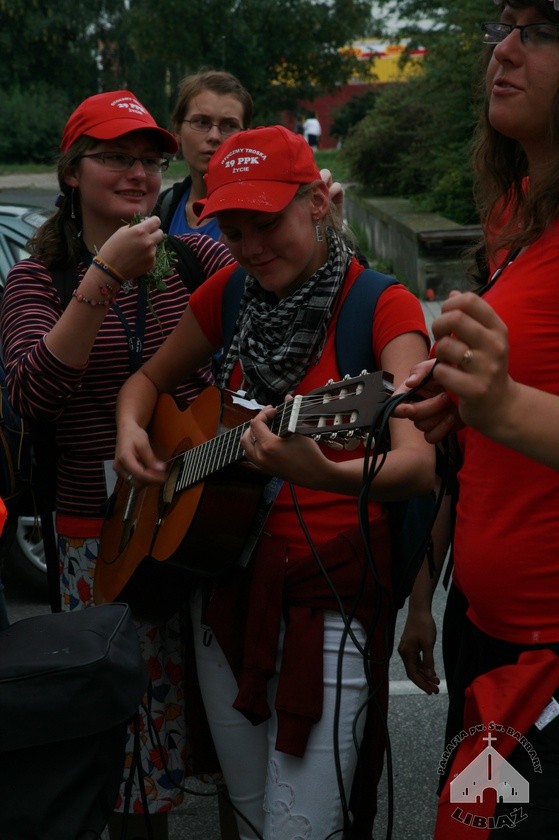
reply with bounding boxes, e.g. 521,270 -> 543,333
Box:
94,387 -> 269,606
94,371 -> 393,609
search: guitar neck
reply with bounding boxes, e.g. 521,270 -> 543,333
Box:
172,370 -> 391,495
174,401 -> 294,493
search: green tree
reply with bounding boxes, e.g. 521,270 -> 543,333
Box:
123,0 -> 373,122
0,1 -> 124,103
0,0 -> 126,161
0,0 -> 374,160
344,0 -> 489,223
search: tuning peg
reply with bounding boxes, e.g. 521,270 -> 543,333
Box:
316,435 -> 345,450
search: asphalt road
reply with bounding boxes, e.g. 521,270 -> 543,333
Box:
1,181 -> 449,840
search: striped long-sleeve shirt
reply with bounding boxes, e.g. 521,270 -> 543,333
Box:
0,233 -> 234,534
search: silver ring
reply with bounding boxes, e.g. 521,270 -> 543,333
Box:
125,473 -> 134,485
460,349 -> 473,366
251,436 -> 257,445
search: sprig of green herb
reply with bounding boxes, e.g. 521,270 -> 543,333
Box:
128,213 -> 178,325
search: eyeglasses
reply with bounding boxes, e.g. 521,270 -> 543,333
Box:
482,21 -> 559,46
182,116 -> 243,137
78,152 -> 170,174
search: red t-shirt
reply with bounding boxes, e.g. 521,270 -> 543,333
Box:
189,258 -> 428,558
453,220 -> 559,644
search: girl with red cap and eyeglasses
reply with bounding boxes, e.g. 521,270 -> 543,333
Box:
0,90 -> 236,840
115,124 -> 435,839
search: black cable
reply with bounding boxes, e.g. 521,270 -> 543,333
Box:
129,365 -> 448,840
289,362 -> 449,840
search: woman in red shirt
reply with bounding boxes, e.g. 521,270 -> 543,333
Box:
398,2 -> 559,836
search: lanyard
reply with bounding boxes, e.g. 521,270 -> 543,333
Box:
112,284 -> 148,373
478,246 -> 522,298
81,247 -> 148,373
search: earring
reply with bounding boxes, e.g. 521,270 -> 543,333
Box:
314,220 -> 324,242
70,188 -> 76,220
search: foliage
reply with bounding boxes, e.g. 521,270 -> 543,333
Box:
123,0 -> 373,122
0,86 -> 71,164
343,0 -> 490,223
329,90 -> 378,141
342,83 -> 427,195
0,0 -> 373,153
0,0 -> 124,105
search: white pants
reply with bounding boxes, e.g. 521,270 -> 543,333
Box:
191,594 -> 369,840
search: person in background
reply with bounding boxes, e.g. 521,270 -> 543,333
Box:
158,70 -> 344,242
303,111 -> 322,151
0,90 -> 235,840
397,1 -> 559,835
113,124 -> 435,839
158,70 -> 253,237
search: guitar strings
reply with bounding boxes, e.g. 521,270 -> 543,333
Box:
159,386 -> 377,471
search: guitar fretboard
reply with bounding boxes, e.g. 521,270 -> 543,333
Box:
174,401 -> 296,492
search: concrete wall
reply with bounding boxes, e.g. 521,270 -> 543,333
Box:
345,190 -> 482,299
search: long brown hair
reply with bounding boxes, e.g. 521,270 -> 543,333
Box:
471,0 -> 559,269
27,137 -> 97,270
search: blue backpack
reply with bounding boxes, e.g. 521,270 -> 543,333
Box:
220,265 -> 437,609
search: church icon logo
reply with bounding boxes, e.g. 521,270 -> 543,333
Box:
450,732 -> 529,804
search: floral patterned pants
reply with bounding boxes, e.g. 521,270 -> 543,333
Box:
59,534 -> 188,814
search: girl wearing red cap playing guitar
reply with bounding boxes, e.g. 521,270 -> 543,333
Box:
114,124 -> 435,840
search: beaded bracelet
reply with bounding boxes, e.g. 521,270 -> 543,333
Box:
72,282 -> 117,308
91,256 -> 128,286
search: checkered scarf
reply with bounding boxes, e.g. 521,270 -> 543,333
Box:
216,233 -> 351,404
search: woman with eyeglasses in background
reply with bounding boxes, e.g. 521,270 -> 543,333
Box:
158,70 -> 345,245
158,70 -> 253,238
0,90 -> 236,840
396,2 -> 559,836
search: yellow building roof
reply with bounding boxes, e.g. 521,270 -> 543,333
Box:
343,39 -> 426,83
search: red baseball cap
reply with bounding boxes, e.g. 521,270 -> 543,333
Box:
194,125 -> 321,221
61,90 -> 178,155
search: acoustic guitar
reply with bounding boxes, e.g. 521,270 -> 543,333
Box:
94,370 -> 393,606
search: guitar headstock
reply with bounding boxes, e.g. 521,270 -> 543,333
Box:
278,370 -> 394,449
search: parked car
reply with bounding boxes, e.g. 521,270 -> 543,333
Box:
0,204 -> 49,589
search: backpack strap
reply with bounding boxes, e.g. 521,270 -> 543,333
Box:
221,265 -> 248,359
156,177 -> 192,231
165,235 -> 206,294
335,268 -> 398,377
50,265 -> 77,309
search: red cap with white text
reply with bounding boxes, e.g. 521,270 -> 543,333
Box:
61,90 -> 178,154
194,125 -> 321,221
